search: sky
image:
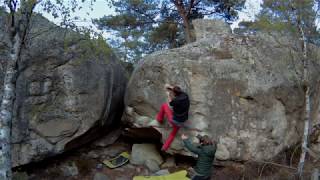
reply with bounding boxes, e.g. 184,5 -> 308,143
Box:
39,0 -> 115,36
40,0 -> 115,24
230,0 -> 263,30
40,0 -> 262,37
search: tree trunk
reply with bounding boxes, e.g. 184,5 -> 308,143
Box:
172,0 -> 193,43
297,23 -> 310,178
181,16 -> 192,43
0,1 -> 36,178
0,32 -> 21,180
298,86 -> 311,176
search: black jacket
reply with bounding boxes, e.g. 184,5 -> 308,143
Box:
169,92 -> 190,122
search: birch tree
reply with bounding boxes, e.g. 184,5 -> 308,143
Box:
0,1 -> 37,179
295,0 -> 318,176
0,1 -> 93,179
238,0 -> 319,177
297,17 -> 311,178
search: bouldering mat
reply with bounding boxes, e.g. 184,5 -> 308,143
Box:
102,151 -> 130,169
133,170 -> 190,180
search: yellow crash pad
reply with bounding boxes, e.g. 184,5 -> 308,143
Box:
133,170 -> 190,180
102,151 -> 130,169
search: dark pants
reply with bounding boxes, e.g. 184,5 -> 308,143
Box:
192,175 -> 211,180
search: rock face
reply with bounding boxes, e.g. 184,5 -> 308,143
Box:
131,144 -> 163,166
123,19 -> 320,161
0,15 -> 127,166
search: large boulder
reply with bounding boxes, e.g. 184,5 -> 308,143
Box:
123,19 -> 320,161
0,14 -> 127,166
131,144 -> 163,165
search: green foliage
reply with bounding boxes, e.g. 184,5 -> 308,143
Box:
0,5 -> 5,15
238,0 -> 319,45
63,31 -> 113,64
39,0 -> 96,24
95,0 -> 245,62
78,33 -> 112,59
1,0 -> 112,64
149,21 -> 180,48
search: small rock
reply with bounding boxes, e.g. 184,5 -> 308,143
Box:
161,157 -> 176,168
60,162 -> 79,177
102,145 -> 128,157
116,177 -> 131,180
93,172 -> 110,180
28,81 -> 42,96
12,172 -> 28,180
136,167 -> 142,173
143,168 -> 150,176
312,168 -> 319,180
145,159 -> 160,173
153,169 -> 170,176
131,144 -> 163,165
126,164 -> 135,169
43,79 -> 52,93
94,129 -> 122,147
87,151 -> 99,159
28,174 -> 37,179
96,163 -> 103,170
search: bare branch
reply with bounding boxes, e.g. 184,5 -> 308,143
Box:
187,0 -> 195,15
19,0 -> 38,50
7,0 -> 17,35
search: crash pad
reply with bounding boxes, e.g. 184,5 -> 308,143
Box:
133,170 -> 190,180
102,151 -> 130,169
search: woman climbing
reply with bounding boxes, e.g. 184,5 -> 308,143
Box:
156,84 -> 190,151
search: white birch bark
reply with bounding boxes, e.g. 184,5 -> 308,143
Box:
0,1 -> 36,179
0,33 -> 21,180
297,23 -> 311,177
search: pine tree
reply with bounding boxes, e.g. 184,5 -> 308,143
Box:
94,0 -> 246,62
238,0 -> 319,44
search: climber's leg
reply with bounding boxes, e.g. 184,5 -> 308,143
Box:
156,103 -> 173,123
161,122 -> 180,151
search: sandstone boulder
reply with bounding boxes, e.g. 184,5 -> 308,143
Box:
131,144 -> 163,165
123,19 -> 320,161
0,14 -> 127,166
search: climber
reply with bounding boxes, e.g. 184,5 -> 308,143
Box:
155,84 -> 190,151
181,134 -> 217,180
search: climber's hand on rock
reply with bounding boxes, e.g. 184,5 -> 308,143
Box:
165,83 -> 173,90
